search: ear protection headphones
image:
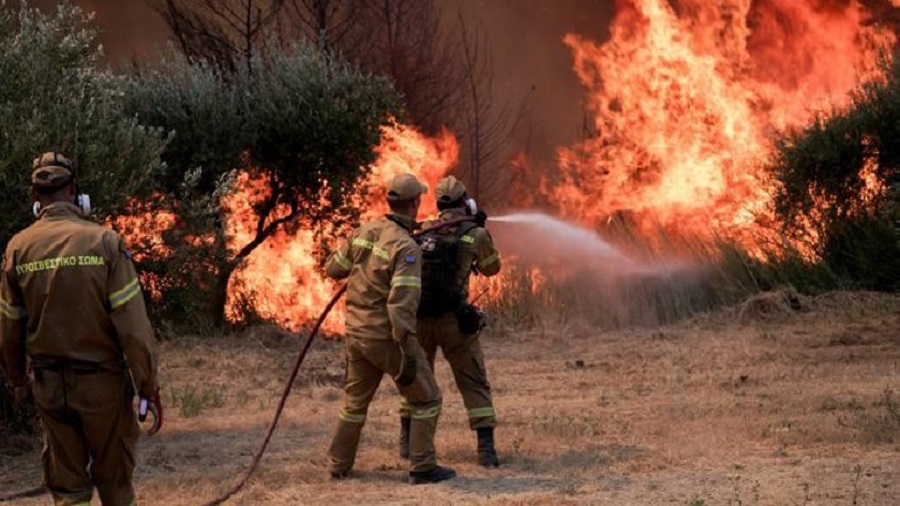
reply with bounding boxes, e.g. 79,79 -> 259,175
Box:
464,197 -> 478,216
32,194 -> 91,218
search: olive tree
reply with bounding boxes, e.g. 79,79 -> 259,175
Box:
0,2 -> 168,246
126,42 -> 401,327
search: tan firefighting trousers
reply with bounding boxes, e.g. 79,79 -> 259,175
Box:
328,337 -> 442,474
32,366 -> 139,506
401,312 -> 497,429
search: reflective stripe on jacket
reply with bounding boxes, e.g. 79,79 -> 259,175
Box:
326,213 -> 422,343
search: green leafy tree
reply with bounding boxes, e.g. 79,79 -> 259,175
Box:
0,2 -> 168,244
126,42 -> 401,327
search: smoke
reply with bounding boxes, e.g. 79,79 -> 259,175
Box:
450,0 -> 616,171
28,0 -> 167,64
20,0 -> 616,170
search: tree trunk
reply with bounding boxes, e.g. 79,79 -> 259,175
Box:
211,260 -> 240,328
209,200 -> 295,327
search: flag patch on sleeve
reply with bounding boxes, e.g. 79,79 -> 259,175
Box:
405,255 -> 416,263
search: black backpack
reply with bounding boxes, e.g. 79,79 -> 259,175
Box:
415,222 -> 476,317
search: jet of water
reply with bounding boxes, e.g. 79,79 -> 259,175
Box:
491,212 -> 626,260
489,212 -> 686,275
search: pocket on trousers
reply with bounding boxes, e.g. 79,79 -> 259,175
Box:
32,373 -> 61,413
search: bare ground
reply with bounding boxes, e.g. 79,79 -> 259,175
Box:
2,291 -> 899,505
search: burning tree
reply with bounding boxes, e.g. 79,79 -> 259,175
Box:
153,0 -> 285,74
152,0 -> 463,133
126,41 -> 401,327
153,0 -> 526,206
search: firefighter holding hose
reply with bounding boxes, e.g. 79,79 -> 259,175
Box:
0,152 -> 161,506
399,175 -> 502,467
324,173 -> 456,485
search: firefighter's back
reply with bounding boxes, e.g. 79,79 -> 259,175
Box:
9,204 -> 121,365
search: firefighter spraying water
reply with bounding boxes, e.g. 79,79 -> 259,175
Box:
203,177 -> 484,505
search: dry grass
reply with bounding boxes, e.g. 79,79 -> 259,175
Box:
2,292 -> 900,505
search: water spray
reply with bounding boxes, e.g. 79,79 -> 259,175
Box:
490,212 -> 627,260
488,211 -> 688,276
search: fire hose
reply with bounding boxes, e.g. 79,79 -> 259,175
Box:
202,280 -> 347,506
0,485 -> 44,502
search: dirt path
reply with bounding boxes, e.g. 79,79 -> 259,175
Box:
2,292 -> 899,505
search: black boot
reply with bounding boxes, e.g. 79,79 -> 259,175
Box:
408,465 -> 457,485
330,470 -> 352,481
399,417 -> 411,460
477,427 -> 500,467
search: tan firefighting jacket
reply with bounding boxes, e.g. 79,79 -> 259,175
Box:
0,202 -> 159,398
424,208 -> 501,301
326,213 -> 422,343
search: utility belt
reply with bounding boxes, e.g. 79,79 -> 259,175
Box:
421,304 -> 486,335
32,359 -> 125,380
456,304 -> 486,335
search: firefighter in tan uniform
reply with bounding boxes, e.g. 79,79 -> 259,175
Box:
324,173 -> 456,485
399,175 -> 502,467
0,153 -> 161,506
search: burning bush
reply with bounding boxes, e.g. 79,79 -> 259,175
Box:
772,55 -> 900,291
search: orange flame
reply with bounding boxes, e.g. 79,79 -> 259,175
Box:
110,197 -> 177,300
543,0 -> 894,250
225,124 -> 459,331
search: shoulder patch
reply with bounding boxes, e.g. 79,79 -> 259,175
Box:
405,254 -> 416,264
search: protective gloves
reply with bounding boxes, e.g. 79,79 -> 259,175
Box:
474,210 -> 488,228
394,338 -> 419,387
139,389 -> 164,436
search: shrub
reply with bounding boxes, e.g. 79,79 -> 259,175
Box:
0,2 -> 167,246
772,54 -> 900,290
